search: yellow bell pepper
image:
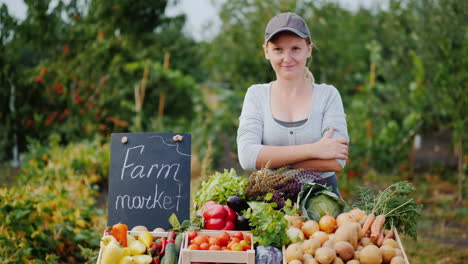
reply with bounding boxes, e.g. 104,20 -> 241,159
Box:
138,232 -> 154,248
100,235 -> 117,249
134,255 -> 153,264
100,240 -> 124,264
118,256 -> 136,264
129,240 -> 147,255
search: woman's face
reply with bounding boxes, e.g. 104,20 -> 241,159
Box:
264,32 -> 312,81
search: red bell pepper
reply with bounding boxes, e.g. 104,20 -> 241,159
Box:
202,201 -> 237,230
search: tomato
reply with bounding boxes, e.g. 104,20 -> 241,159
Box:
244,235 -> 251,243
188,244 -> 200,250
188,230 -> 198,240
230,242 -> 243,251
239,240 -> 251,251
232,231 -> 244,241
209,244 -> 221,250
208,236 -> 217,245
230,237 -> 240,244
192,235 -> 209,245
216,232 -> 230,246
199,242 -> 210,250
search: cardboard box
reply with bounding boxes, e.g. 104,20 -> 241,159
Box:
180,230 -> 255,264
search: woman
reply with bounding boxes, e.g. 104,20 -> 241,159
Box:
236,12 -> 349,196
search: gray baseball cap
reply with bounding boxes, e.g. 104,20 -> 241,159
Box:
265,12 -> 311,43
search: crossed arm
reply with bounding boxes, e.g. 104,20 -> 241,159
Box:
254,128 -> 349,171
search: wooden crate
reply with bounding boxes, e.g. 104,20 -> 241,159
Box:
180,230 -> 255,264
282,229 -> 410,264
96,231 -> 179,264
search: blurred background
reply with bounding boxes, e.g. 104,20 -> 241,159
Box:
0,0 -> 466,263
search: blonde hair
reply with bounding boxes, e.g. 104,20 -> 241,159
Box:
304,67 -> 315,83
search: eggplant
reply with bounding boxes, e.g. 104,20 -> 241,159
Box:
226,196 -> 250,214
235,215 -> 251,230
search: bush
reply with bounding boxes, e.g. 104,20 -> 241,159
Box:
0,135 -> 109,263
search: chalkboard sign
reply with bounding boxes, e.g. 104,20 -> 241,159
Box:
108,132 -> 191,230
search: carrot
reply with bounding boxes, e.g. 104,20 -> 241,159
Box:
384,229 -> 394,240
377,228 -> 385,246
370,214 -> 385,240
112,223 -> 128,247
361,213 -> 375,237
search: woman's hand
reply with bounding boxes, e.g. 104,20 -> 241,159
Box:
311,128 -> 348,160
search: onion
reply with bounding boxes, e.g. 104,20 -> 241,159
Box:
319,215 -> 337,233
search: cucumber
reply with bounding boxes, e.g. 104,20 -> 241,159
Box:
162,243 -> 176,264
174,233 -> 183,254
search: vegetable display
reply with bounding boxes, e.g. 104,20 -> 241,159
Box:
98,167 -> 417,264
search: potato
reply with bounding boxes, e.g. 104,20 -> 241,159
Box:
390,256 -> 405,264
302,220 -> 320,238
347,260 -> 360,264
131,225 -> 148,232
304,257 -> 319,264
152,227 -> 165,232
285,243 -> 304,262
301,239 -> 321,255
359,245 -> 382,264
285,215 -> 304,229
336,213 -> 355,228
288,227 -> 305,243
289,260 -> 303,264
315,247 -> 336,264
334,223 -> 360,249
333,257 -> 344,264
394,249 -> 403,257
334,241 -> 354,261
380,245 -> 396,263
360,237 -> 374,247
323,239 -> 335,249
303,253 -> 314,260
381,239 -> 399,249
312,231 -> 330,246
354,251 -> 360,260
349,208 -> 366,222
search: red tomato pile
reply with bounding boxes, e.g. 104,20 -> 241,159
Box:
187,230 -> 251,251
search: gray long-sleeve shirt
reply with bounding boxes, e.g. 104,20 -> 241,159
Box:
236,82 -> 349,178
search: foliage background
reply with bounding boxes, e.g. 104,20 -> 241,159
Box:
0,0 -> 467,263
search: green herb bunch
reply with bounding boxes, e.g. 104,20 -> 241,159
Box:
353,181 -> 422,239
243,194 -> 293,248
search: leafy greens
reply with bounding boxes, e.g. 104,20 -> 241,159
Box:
193,169 -> 247,209
298,182 -> 348,221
